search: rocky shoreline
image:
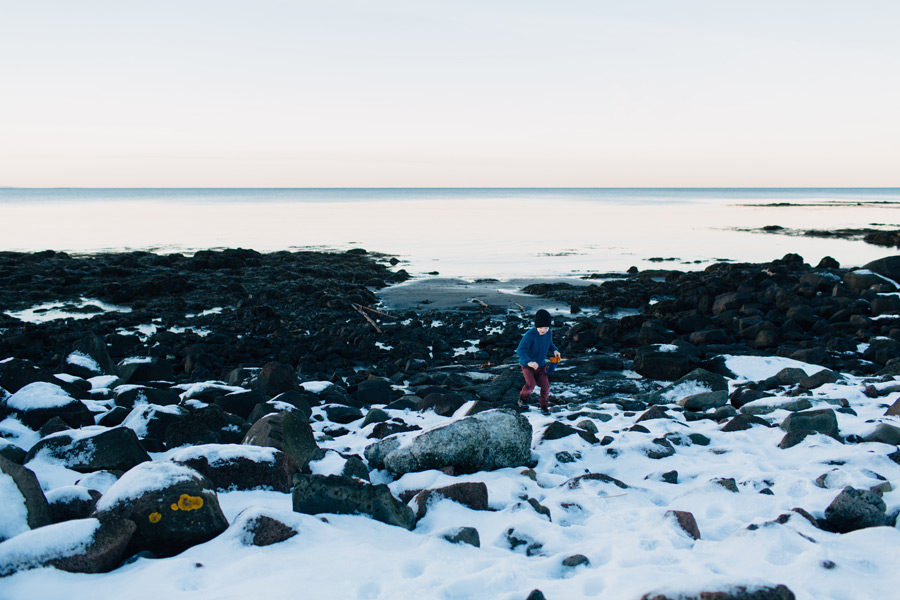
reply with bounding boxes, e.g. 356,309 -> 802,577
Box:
2,248 -> 900,599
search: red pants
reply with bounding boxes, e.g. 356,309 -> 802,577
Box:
520,365 -> 550,407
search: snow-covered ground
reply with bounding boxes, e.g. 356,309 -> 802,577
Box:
3,355 -> 900,599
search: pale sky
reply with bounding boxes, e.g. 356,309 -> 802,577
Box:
1,1 -> 898,187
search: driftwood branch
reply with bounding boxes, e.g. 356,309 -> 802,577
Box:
473,299 -> 489,309
353,304 -> 397,321
352,303 -> 382,333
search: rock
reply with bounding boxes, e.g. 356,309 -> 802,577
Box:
505,527 -> 543,556
233,509 -> 298,546
562,554 -> 590,567
781,409 -> 841,441
243,411 -> 321,472
412,482 -> 489,520
215,390 -> 266,420
636,406 -> 672,423
721,414 -> 770,432
798,369 -> 840,390
739,397 -> 813,416
772,368 -> 809,386
170,444 -> 297,492
93,461 -> 229,557
0,358 -> 87,398
441,526 -> 480,547
353,379 -> 394,406
680,390 -> 728,412
822,486 -> 888,533
71,333 -> 118,377
778,430 -> 821,449
24,426 -> 150,473
526,590 -> 547,600
47,485 -> 100,523
713,477 -> 739,493
361,407 -> 390,427
729,388 -> 772,409
666,510 -> 701,540
165,404 -> 249,448
862,256 -> 900,284
292,473 -> 416,530
121,403 -> 186,449
365,409 -> 532,475
0,439 -> 26,464
641,584 -> 796,600
322,404 -> 364,424
252,361 -> 298,397
647,438 -> 676,459
633,346 -> 692,381
862,423 -> 900,445
0,456 -> 51,542
117,357 -> 175,384
0,517 -> 136,576
3,382 -> 94,430
367,420 -> 422,440
418,392 -> 466,417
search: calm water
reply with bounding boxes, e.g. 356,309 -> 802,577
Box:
1,188 -> 898,279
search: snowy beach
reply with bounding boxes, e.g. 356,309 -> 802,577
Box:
2,248 -> 900,600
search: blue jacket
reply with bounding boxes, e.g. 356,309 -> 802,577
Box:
517,327 -> 559,368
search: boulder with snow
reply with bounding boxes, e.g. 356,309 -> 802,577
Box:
93,461 -> 228,557
0,358 -> 87,398
292,473 -> 416,530
3,382 -> 94,429
164,404 -> 249,448
232,508 -> 299,546
821,486 -> 889,533
365,409 -> 532,475
242,411 -> 321,471
47,485 -> 101,523
24,426 -> 150,473
120,403 -> 186,451
411,481 -> 489,520
117,357 -> 175,384
780,408 -> 841,441
114,386 -> 181,409
0,516 -> 135,576
0,438 -> 26,465
0,456 -> 51,542
170,443 -> 297,492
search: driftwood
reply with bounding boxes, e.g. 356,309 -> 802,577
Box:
473,299 -> 489,309
353,304 -> 397,321
351,303 -> 382,333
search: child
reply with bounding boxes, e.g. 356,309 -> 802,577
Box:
517,309 -> 561,415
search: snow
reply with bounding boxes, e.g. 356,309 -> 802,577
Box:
65,351 -> 101,373
94,462 -> 201,512
169,444 -> 280,466
0,417 -> 41,451
3,358 -> 900,598
300,381 -> 333,394
119,357 -> 153,366
45,485 -> 95,505
121,404 -> 184,438
0,518 -> 100,568
657,344 -> 680,352
3,298 -> 131,324
5,382 -> 78,410
0,474 -> 29,541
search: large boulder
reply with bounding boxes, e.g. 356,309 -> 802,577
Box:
117,357 -> 176,384
0,517 -> 136,576
120,403 -> 186,450
365,409 -> 532,475
822,486 -> 889,533
633,346 -> 693,381
292,473 -> 416,530
0,456 -> 51,542
3,382 -> 94,430
164,404 -> 249,449
862,256 -> 900,285
243,411 -> 321,471
353,379 -> 394,406
93,461 -> 228,557
25,426 -> 150,473
170,444 -> 297,492
252,361 -> 298,397
780,409 -> 840,441
0,358 -> 87,398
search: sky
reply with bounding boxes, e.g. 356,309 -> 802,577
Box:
1,1 -> 898,188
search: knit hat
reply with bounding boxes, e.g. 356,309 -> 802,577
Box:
534,309 -> 552,328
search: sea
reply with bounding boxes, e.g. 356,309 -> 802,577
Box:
1,188 -> 898,280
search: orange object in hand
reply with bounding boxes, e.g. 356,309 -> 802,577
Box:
549,356 -> 561,363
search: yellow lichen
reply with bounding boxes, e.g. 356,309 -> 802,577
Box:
170,494 -> 204,512
149,512 -> 162,523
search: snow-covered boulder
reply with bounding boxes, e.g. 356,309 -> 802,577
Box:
24,426 -> 150,473
170,443 -> 297,492
365,409 -> 532,475
93,461 -> 228,557
242,411 -> 321,471
3,381 -> 93,429
0,517 -> 135,576
0,456 -> 51,542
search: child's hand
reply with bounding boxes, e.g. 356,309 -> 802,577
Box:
554,351 -> 561,359
527,361 -> 539,370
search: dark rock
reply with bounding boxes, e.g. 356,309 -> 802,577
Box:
781,409 -> 840,441
93,461 -> 229,557
418,392 -> 466,417
71,333 -> 118,376
822,486 -> 888,533
0,456 -> 52,541
633,346 -> 692,381
25,427 -> 151,473
722,414 -> 771,432
292,473 -> 415,530
412,481 -> 489,520
165,404 -> 249,448
666,509 -> 701,540
0,516 -> 136,576
636,406 -> 672,423
526,591 -> 547,600
562,554 -> 590,567
215,390 -> 266,420
170,444 -> 298,492
862,423 -> 900,445
680,390 -> 728,412
0,439 -> 26,464
353,379 -> 394,406
114,386 -> 180,409
322,404 -> 364,424
506,527 -> 543,556
235,510 -> 298,546
47,485 -> 101,523
441,526 -> 480,547
367,419 -> 422,440
641,584 -> 795,600
362,407 -> 390,427
117,357 -> 176,384
713,477 -> 740,493
778,429 -> 820,449
647,438 -> 676,459
798,369 -> 840,390
0,358 -> 88,397
729,388 -> 772,409
242,411 -> 321,472
861,256 -> 900,284
251,361 -> 298,397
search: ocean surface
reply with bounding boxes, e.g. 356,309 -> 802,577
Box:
1,188 -> 898,279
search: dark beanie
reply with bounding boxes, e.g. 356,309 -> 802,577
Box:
534,309 -> 552,328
